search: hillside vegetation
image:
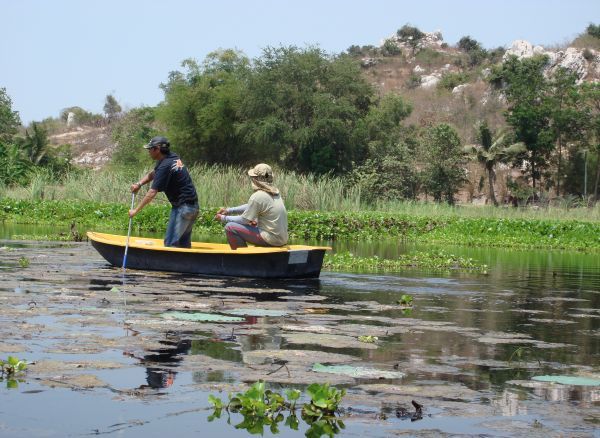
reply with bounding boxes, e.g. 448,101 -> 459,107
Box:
1,23 -> 600,209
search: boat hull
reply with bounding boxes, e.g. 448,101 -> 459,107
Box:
88,232 -> 328,279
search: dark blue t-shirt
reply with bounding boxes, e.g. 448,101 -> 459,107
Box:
151,152 -> 198,207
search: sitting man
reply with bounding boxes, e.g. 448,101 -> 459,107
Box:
214,163 -> 288,250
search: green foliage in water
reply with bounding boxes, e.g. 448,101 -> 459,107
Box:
0,356 -> 27,389
17,256 -> 30,268
397,294 -> 413,306
208,381 -> 345,436
324,251 -> 486,272
2,198 -> 600,252
0,356 -> 27,376
13,234 -> 73,242
303,382 -> 346,417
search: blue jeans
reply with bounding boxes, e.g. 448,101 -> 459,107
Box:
164,203 -> 199,248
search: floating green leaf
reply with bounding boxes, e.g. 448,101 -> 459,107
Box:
532,375 -> 600,386
312,363 -> 405,379
358,335 -> 378,343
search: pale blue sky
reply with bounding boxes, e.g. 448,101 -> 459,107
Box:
2,0 -> 599,124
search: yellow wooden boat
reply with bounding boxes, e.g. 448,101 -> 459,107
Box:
87,231 -> 331,278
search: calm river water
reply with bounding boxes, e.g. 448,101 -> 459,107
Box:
0,224 -> 598,437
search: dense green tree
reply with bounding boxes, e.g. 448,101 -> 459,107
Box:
397,24 -> 425,54
158,50 -> 251,164
351,93 -> 412,157
422,124 -> 466,204
0,143 -> 31,186
457,36 -> 486,67
10,122 -> 72,179
60,106 -> 102,126
397,24 -> 425,41
0,87 -> 21,143
546,68 -> 586,196
464,122 -> 525,206
382,39 -> 401,56
457,36 -> 481,53
0,121 -> 71,186
349,94 -> 418,200
103,94 -> 122,120
493,55 -> 555,191
587,23 -> 600,39
238,46 -> 374,174
111,107 -> 158,167
579,82 -> 600,201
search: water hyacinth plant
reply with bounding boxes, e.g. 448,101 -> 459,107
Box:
17,256 -> 30,268
323,251 -> 487,272
0,356 -> 27,389
2,197 -> 600,252
207,381 -> 346,436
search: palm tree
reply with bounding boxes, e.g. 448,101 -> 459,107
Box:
21,122 -> 49,165
464,122 -> 526,206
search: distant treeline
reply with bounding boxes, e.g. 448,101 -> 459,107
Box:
1,23 -> 600,206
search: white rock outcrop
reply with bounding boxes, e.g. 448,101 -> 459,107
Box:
553,47 -> 587,80
382,30 -> 445,55
361,58 -> 378,68
452,84 -> 469,95
503,40 -> 534,60
503,40 -> 591,83
420,73 -> 441,89
66,112 -> 76,127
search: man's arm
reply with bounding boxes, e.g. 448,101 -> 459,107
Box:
220,215 -> 251,225
131,170 -> 156,193
225,204 -> 248,215
129,188 -> 158,217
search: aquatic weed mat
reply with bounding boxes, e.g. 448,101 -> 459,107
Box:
0,240 -> 598,436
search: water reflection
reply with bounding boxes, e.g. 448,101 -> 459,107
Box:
1,226 -> 599,436
507,382 -> 600,404
491,390 -> 527,416
125,339 -> 192,389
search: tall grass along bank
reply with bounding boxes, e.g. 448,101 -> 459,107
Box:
4,166 -> 600,222
2,198 -> 599,252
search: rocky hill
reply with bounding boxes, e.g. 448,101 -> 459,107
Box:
49,28 -> 600,174
48,124 -> 114,169
358,30 -> 600,143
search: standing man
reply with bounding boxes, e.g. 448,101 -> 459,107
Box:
129,136 -> 199,248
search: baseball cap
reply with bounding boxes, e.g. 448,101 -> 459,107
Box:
144,136 -> 170,149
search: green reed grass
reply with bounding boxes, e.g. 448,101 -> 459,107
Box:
3,165 -> 600,222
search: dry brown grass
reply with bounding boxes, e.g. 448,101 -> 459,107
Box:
569,34 -> 600,51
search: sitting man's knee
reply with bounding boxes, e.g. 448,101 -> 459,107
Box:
224,222 -> 236,232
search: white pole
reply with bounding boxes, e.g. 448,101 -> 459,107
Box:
122,192 -> 136,270
584,149 -> 588,198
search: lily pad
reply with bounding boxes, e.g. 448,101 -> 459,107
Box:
161,311 -> 244,323
531,375 -> 600,386
312,363 -> 404,379
225,308 -> 289,317
281,332 -> 378,350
